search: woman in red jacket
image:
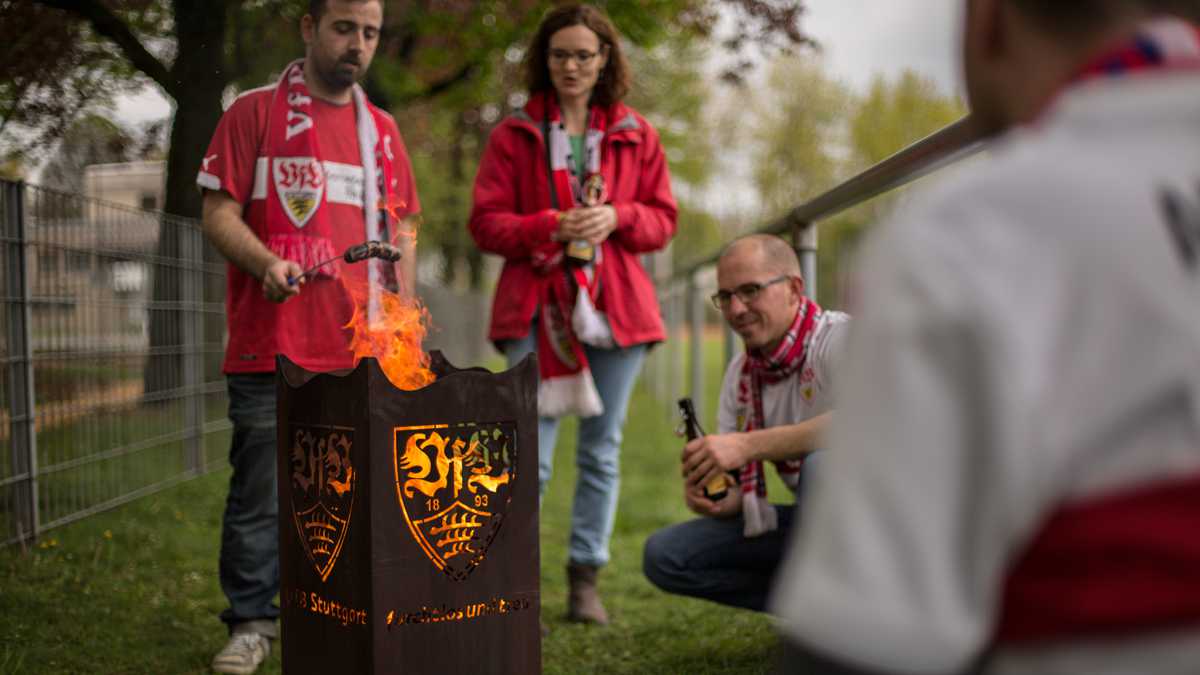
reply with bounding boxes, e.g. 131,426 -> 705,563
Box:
468,3 -> 677,626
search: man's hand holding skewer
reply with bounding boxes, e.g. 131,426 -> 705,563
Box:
262,258 -> 303,303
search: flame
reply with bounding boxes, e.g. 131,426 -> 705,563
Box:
377,194 -> 408,223
345,280 -> 436,391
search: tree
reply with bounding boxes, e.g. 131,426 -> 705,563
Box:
5,0 -> 811,221
849,70 -> 964,170
3,0 -> 812,389
398,20 -> 729,289
0,158 -> 22,181
743,55 -> 851,219
712,62 -> 963,307
818,70 -> 966,308
38,115 -> 135,195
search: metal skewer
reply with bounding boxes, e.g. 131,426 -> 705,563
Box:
286,240 -> 403,285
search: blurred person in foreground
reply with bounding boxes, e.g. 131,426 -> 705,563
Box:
773,2 -> 1200,673
196,0 -> 419,671
468,3 -> 677,626
642,234 -> 848,612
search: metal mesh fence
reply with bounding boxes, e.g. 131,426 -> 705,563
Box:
1,179 -> 229,547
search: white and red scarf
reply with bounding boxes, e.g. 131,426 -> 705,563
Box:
531,91 -> 613,418
737,298 -> 820,537
264,59 -> 400,322
1070,16 -> 1200,84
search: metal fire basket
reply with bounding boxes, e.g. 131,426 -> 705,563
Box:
276,352 -> 540,673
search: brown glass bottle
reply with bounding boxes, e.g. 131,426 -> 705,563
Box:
564,174 -> 606,264
565,239 -> 595,262
677,397 -> 730,501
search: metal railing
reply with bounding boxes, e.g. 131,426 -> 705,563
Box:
646,116 -> 987,411
1,179 -> 230,547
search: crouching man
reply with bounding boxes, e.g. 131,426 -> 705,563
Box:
643,234 -> 848,611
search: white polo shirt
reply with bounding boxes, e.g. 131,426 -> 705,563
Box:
717,309 -> 849,443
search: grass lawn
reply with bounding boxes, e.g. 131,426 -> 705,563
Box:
0,342 -> 786,674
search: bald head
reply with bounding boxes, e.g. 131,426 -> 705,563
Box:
716,234 -> 808,351
719,234 -> 803,280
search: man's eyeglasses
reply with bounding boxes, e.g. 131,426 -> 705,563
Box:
710,276 -> 791,310
548,48 -> 603,66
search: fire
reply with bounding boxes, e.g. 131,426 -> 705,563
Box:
345,281 -> 436,391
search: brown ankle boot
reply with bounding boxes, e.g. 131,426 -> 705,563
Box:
566,563 -> 609,625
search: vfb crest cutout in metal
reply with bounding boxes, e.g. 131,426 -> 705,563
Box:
393,422 -> 516,581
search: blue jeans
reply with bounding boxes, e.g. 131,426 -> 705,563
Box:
218,373 -> 280,631
504,331 -> 647,568
643,504 -> 798,612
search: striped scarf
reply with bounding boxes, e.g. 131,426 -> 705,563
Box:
1072,17 -> 1200,83
263,59 -> 400,322
737,298 -> 820,537
530,91 -> 612,418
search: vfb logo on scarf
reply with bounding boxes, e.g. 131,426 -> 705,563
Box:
392,422 -> 517,581
288,424 -> 357,582
273,156 -> 326,228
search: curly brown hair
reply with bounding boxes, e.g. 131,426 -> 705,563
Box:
523,4 -> 631,108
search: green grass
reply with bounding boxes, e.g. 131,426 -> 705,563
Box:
2,399 -> 230,536
0,340 -> 783,674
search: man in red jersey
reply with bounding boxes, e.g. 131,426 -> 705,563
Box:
196,1 -> 419,672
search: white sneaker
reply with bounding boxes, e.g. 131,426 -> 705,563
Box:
212,631 -> 270,674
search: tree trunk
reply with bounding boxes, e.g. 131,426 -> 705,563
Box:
144,0 -> 228,398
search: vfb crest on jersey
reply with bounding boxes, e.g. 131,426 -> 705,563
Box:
289,424 -> 356,582
393,422 -> 517,581
274,157 -> 325,228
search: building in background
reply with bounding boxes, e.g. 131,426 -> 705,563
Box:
26,161 -> 164,353
83,160 -> 165,211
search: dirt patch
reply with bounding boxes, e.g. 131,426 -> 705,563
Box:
0,381 -> 144,441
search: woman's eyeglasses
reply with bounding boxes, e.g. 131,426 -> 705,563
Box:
710,276 -> 791,310
548,48 -> 603,66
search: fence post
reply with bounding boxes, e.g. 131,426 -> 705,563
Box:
652,285 -> 669,408
668,283 -> 684,416
4,181 -> 38,544
723,321 -> 737,373
180,218 -> 205,475
687,272 -> 705,406
793,221 -> 818,302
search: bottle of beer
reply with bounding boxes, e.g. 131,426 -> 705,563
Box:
565,238 -> 595,262
677,397 -> 730,501
564,174 -> 606,264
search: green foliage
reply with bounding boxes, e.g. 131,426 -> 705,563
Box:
396,4 -> 729,289
746,56 -> 852,218
724,63 -> 964,307
627,37 -> 717,190
814,213 -> 867,309
849,70 -> 965,169
0,158 -> 23,181
12,0 -> 809,283
0,2 -> 150,164
37,114 -> 135,194
673,203 -> 726,273
816,70 -> 964,307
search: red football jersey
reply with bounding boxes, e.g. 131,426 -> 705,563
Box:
198,86 -> 420,374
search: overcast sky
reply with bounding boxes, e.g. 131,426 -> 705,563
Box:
115,1 -> 964,126
803,0 -> 962,94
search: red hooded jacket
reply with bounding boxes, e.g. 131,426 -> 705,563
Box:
468,96 -> 678,347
